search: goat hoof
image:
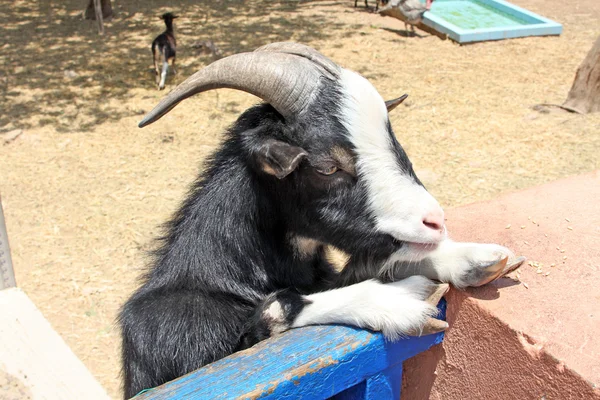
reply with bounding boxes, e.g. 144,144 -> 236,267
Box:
407,317 -> 448,336
406,282 -> 449,337
424,283 -> 449,306
501,256 -> 526,276
471,255 -> 526,287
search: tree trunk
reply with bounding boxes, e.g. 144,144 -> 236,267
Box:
94,0 -> 104,35
84,0 -> 112,20
562,35 -> 600,114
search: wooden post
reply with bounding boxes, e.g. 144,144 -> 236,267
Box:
562,35 -> 600,114
0,195 -> 16,290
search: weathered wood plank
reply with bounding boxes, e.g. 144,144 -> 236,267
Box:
135,301 -> 446,399
0,288 -> 110,400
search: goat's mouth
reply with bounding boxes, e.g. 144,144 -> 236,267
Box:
407,241 -> 440,253
385,239 -> 441,265
398,242 -> 440,261
398,241 -> 440,263
391,238 -> 441,257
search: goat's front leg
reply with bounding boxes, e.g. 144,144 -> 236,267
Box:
387,239 -> 525,289
240,276 -> 449,348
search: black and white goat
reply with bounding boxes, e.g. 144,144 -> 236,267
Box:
152,12 -> 178,90
120,42 -> 523,398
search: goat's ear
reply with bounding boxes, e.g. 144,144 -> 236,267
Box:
255,140 -> 308,179
385,94 -> 408,112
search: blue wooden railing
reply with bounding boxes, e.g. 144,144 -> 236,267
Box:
135,301 -> 446,400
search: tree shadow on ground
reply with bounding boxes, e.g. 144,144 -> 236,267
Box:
0,0 -> 351,133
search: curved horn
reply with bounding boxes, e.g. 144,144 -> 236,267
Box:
385,94 -> 408,112
255,42 -> 340,79
139,47 -> 337,128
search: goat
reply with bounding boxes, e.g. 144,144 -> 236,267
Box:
152,12 -> 178,90
120,42 -> 524,398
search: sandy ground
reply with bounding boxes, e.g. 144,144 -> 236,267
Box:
0,0 -> 599,398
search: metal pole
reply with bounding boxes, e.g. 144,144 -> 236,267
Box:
0,195 -> 16,289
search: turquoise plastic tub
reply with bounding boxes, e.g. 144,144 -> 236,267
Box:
422,0 -> 562,43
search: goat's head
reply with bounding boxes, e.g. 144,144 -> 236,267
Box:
139,42 -> 445,261
160,12 -> 178,22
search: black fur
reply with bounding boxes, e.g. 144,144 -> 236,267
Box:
119,83 -> 420,398
239,288 -> 310,348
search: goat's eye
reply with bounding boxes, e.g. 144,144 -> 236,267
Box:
316,166 -> 338,176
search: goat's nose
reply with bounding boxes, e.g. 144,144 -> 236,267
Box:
423,210 -> 445,232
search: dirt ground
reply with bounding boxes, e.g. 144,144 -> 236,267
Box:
0,0 -> 599,398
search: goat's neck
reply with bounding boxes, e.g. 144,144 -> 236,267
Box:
146,144 -> 321,297
164,20 -> 174,33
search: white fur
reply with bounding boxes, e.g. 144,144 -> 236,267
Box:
424,240 -> 514,288
159,61 -> 169,89
264,301 -> 286,334
265,301 -> 284,321
292,276 -> 438,340
338,69 -> 444,247
383,239 -> 515,288
384,240 -> 443,267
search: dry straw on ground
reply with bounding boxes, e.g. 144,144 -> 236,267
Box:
0,0 -> 599,397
